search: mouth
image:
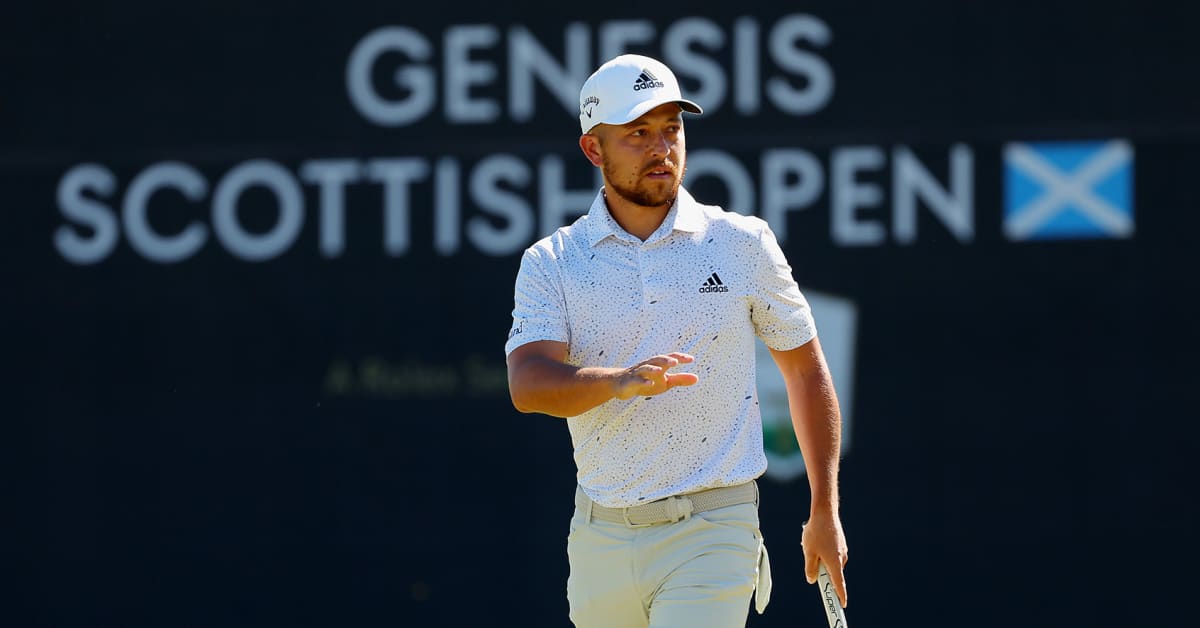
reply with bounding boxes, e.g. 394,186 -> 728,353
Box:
643,164 -> 676,180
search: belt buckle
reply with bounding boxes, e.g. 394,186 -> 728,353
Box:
664,495 -> 694,523
621,495 -> 694,528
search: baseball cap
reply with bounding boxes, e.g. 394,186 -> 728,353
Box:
578,54 -> 703,134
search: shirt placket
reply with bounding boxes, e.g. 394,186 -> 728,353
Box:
640,242 -> 668,309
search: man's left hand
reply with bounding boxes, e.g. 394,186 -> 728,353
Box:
802,509 -> 849,607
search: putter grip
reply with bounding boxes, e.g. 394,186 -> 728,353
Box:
817,562 -> 848,628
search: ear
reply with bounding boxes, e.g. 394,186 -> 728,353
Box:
579,133 -> 604,168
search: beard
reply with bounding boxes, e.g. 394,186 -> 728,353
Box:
603,157 -> 686,209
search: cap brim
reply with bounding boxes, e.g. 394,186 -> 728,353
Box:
595,98 -> 703,130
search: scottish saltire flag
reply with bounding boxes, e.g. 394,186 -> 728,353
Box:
1004,140 -> 1134,240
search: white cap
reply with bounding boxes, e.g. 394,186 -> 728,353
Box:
578,54 -> 703,134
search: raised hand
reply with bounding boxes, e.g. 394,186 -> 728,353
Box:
612,352 -> 700,400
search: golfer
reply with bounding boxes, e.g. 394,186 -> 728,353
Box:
505,53 -> 848,628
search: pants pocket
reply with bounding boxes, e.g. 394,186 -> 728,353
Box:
567,506 -> 586,542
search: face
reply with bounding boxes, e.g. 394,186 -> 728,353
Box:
587,103 -> 686,209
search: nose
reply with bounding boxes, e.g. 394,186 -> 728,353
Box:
649,130 -> 672,158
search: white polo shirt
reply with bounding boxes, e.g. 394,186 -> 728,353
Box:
506,187 -> 816,508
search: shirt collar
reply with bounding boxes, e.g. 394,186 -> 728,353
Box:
585,186 -> 704,247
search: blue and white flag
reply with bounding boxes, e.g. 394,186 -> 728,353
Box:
1003,140 -> 1134,241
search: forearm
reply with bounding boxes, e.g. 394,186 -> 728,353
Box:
509,355 -> 622,418
787,369 -> 842,513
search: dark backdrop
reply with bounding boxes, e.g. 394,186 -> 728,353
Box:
6,1 -> 1197,626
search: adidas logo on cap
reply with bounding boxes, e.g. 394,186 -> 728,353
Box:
633,69 -> 666,91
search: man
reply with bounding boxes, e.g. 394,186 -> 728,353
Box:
505,54 -> 848,628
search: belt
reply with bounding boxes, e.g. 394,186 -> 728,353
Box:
576,481 -> 758,528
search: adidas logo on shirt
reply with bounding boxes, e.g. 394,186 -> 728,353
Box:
698,272 -> 729,293
633,69 -> 665,91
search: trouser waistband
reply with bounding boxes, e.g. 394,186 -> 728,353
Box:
575,481 -> 758,528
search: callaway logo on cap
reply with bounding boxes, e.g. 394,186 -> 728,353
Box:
578,54 -> 703,134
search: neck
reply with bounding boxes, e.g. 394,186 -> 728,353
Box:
602,186 -> 673,241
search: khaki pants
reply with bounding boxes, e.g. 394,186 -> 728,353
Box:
566,493 -> 771,628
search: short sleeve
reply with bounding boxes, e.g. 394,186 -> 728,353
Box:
749,221 -> 817,351
505,247 -> 570,355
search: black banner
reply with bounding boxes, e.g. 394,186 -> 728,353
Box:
7,2 -> 1197,626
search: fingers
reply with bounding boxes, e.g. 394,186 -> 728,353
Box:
665,372 -> 699,387
803,553 -> 849,607
641,353 -> 694,369
827,560 -> 849,608
634,369 -> 698,389
803,544 -> 819,584
630,363 -> 667,385
619,353 -> 699,397
635,353 -> 695,381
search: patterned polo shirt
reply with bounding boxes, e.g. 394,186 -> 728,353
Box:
505,187 -> 816,508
